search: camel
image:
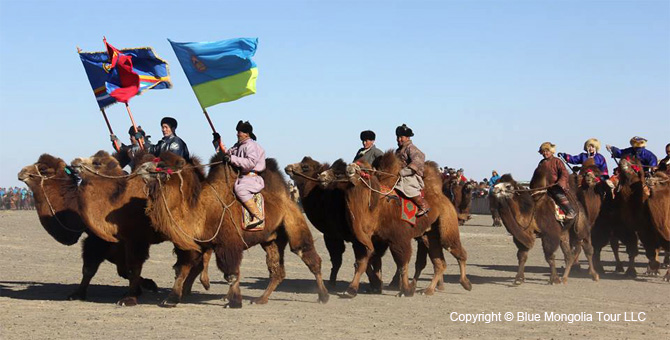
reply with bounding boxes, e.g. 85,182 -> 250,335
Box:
137,152 -> 329,308
17,154 -> 160,300
71,150 -> 211,306
284,157 -> 355,286
645,171 -> 670,281
318,152 -> 471,297
442,177 -> 474,225
490,165 -> 599,285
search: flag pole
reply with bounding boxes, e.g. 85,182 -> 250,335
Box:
100,108 -> 122,152
203,108 -> 225,152
124,103 -> 145,151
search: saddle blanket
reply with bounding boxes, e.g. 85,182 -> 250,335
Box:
553,202 -> 565,222
243,193 -> 265,232
380,185 -> 419,226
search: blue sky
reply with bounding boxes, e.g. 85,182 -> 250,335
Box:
1,0 -> 668,187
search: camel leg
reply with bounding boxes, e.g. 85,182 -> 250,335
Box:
581,235 -> 600,282
213,246 -> 243,308
159,248 -> 199,308
343,241 -> 372,298
181,251 -> 206,297
611,236 -> 625,273
68,236 -> 110,301
644,247 -> 661,276
390,238 -> 415,297
252,240 -> 286,305
622,232 -> 639,278
199,249 -> 212,291
663,251 -> 670,269
412,236 -> 429,284
513,238 -> 529,285
365,252 -> 383,294
559,232 -> 576,284
447,238 -> 472,291
323,235 -> 346,287
418,232 -> 446,296
542,235 -> 561,285
117,241 -> 150,306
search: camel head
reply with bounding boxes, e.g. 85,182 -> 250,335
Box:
618,156 -> 644,184
646,172 -> 670,195
70,150 -> 125,180
318,159 -> 351,189
136,153 -> 186,183
18,154 -> 68,185
285,156 -> 323,181
492,174 -> 517,199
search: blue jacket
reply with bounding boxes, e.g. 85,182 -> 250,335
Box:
564,152 -> 609,176
610,146 -> 658,167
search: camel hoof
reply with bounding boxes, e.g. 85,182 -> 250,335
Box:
318,291 -> 330,304
645,269 -> 660,276
117,296 -> 138,307
625,268 -> 637,278
340,287 -> 358,299
200,277 -> 211,291
418,288 -> 434,296
364,286 -> 383,294
159,294 -> 180,308
224,300 -> 243,309
141,278 -> 159,292
250,297 -> 269,305
67,291 -> 87,301
549,277 -> 562,285
395,292 -> 405,297
592,273 -> 600,282
513,277 -> 524,286
615,265 -> 625,273
461,279 -> 473,291
436,282 -> 445,291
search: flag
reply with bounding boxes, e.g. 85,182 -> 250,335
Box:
104,39 -> 139,102
79,43 -> 172,109
168,37 -> 258,108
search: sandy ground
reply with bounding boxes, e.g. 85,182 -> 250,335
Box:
0,210 -> 668,339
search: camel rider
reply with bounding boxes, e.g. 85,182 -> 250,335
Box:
606,136 -> 658,174
657,143 -> 670,174
558,138 -> 613,189
212,121 -> 266,229
538,142 -> 576,224
146,117 -> 190,161
353,130 -> 384,165
394,124 -> 430,217
110,125 -> 150,169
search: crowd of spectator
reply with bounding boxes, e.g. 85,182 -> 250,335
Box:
0,187 -> 35,210
439,168 -> 501,198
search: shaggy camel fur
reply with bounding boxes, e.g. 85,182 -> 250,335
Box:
319,152 -> 471,297
285,157 -> 355,285
491,165 -> 598,285
138,152 -> 329,308
18,154 -> 160,300
608,156 -> 663,278
71,151 -> 211,306
645,172 -> 670,281
442,178 -> 474,225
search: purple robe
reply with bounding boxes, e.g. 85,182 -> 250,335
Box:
227,138 -> 266,202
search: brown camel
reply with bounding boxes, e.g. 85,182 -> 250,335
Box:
71,150 -> 211,306
490,165 -> 598,285
285,157 -> 355,286
608,156 -> 662,277
138,152 -> 329,308
17,154 -> 163,300
442,177 -> 474,225
645,171 -> 670,281
318,152 -> 471,297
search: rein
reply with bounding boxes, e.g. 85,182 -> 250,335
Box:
33,165 -> 85,233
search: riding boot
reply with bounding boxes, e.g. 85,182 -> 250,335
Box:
411,196 -> 431,217
242,199 -> 264,229
554,191 -> 576,223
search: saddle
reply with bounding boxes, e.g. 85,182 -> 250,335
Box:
380,185 -> 419,226
242,193 -> 265,232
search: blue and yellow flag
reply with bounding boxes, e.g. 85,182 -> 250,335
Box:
168,38 -> 258,108
79,47 -> 172,109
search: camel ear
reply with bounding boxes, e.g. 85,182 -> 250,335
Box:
176,159 -> 186,169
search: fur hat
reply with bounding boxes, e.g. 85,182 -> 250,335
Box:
360,130 -> 376,141
629,136 -> 647,148
395,124 -> 414,137
160,117 -> 178,130
538,142 -> 556,154
583,138 -> 600,152
128,125 -> 146,137
236,120 -> 257,141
